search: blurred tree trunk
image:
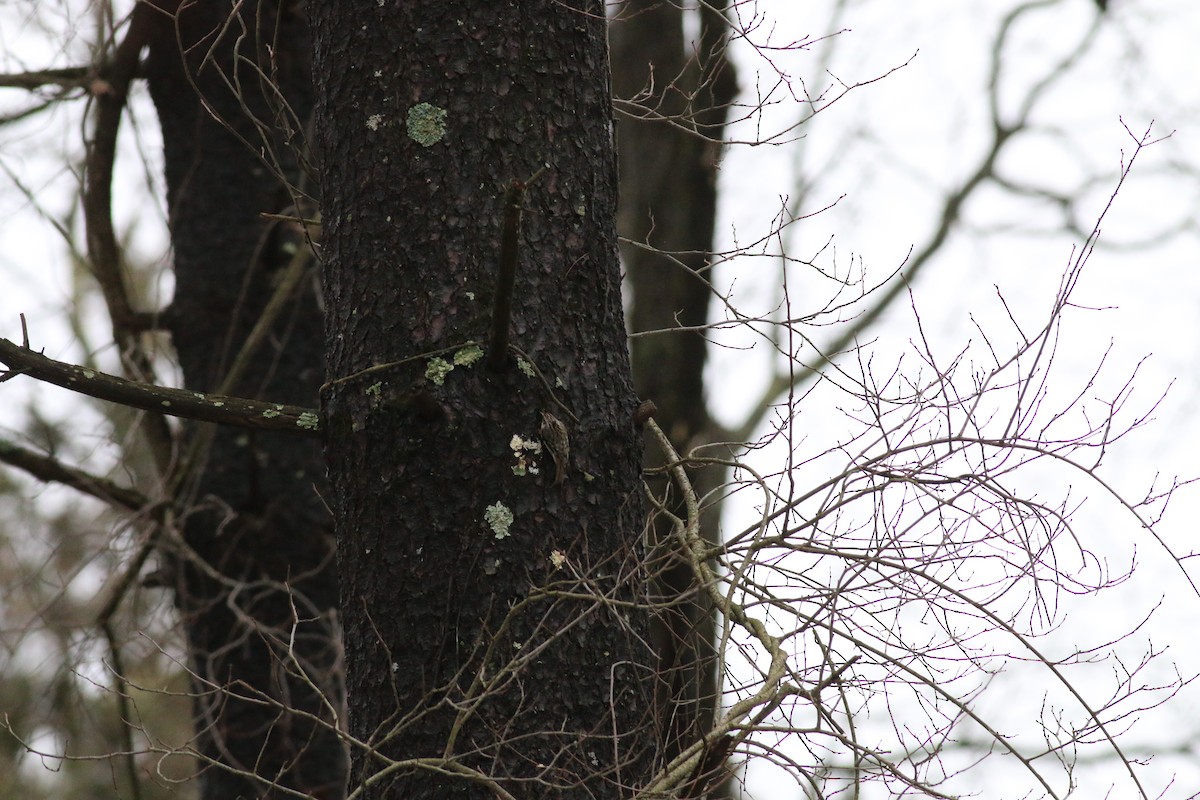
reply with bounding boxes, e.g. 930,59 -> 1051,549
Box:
310,3 -> 655,798
145,2 -> 346,797
611,0 -> 738,777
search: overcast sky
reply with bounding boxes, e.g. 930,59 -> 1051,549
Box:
711,1 -> 1200,797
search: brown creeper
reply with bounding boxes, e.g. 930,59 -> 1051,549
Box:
539,411 -> 569,486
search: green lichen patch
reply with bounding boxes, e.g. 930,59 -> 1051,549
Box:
296,412 -> 320,430
425,357 -> 454,385
454,344 -> 484,367
516,357 -> 536,378
484,502 -> 514,540
406,103 -> 447,146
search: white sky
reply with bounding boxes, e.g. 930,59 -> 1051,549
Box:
710,1 -> 1200,797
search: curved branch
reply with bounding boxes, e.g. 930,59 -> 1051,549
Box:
0,437 -> 149,511
82,4 -> 174,469
737,2 -> 1109,443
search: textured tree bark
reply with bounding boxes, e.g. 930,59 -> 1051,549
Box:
311,2 -> 656,798
145,3 -> 346,797
611,0 -> 738,781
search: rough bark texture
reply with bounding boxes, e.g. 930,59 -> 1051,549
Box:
311,2 -> 656,798
611,0 -> 738,774
145,3 -> 346,797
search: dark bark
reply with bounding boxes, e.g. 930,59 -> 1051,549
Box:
311,2 -> 656,797
611,0 -> 738,771
145,3 -> 346,797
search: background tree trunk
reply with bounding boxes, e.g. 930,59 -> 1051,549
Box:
310,3 -> 656,798
145,3 -> 346,797
610,0 -> 738,776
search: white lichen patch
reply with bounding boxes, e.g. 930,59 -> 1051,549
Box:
406,102 -> 447,147
549,550 -> 567,570
509,434 -> 542,476
454,345 -> 484,367
366,113 -> 384,131
425,357 -> 453,385
484,502 -> 514,539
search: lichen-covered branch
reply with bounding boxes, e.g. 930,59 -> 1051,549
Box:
0,337 -> 320,436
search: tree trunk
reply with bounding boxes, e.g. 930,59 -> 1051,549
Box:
145,3 -> 346,797
310,3 -> 656,798
611,0 -> 738,776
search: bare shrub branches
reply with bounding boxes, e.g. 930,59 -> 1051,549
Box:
635,126 -> 1190,798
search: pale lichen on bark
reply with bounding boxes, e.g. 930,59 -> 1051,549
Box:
406,102 -> 446,146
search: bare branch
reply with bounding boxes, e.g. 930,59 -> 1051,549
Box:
0,336 -> 320,436
0,437 -> 149,512
0,66 -> 92,91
